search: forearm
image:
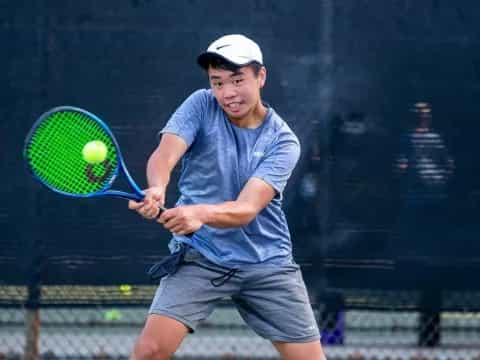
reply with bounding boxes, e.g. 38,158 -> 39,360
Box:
146,133 -> 188,189
199,177 -> 276,228
146,150 -> 172,188
202,201 -> 258,228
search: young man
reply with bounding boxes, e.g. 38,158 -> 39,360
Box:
129,34 -> 326,360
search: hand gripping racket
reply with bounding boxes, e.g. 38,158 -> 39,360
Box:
24,106 -> 164,212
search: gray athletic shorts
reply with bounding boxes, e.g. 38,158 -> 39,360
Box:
149,246 -> 320,343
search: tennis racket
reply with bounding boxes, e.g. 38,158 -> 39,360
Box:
24,106 -> 164,211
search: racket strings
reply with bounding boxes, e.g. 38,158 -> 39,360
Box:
26,111 -> 119,195
30,112 -> 114,193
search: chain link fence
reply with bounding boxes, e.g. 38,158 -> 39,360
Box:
1,286 -> 480,359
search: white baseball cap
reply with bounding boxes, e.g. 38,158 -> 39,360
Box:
197,34 -> 263,69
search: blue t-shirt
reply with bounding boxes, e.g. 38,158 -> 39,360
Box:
160,89 -> 301,267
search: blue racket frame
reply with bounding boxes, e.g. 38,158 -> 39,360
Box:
24,106 -> 145,201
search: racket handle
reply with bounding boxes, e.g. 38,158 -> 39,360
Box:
155,206 -> 193,238
156,206 -> 167,219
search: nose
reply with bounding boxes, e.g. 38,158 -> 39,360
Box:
222,83 -> 237,99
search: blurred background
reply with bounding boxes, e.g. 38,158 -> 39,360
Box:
2,0 -> 480,359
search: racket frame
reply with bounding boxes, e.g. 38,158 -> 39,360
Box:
24,106 -> 144,201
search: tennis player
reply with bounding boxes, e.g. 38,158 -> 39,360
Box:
129,34 -> 326,360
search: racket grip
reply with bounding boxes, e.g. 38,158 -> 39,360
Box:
155,206 -> 193,238
156,206 -> 167,219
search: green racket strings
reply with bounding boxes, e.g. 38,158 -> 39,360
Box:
25,110 -> 118,195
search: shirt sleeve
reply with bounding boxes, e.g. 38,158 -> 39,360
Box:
159,89 -> 208,147
251,134 -> 301,194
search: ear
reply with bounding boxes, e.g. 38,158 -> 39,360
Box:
258,67 -> 267,88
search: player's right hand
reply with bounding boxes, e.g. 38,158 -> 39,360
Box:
128,186 -> 165,220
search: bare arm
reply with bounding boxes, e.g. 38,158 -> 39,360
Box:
202,177 -> 276,227
159,177 -> 276,234
147,133 -> 188,188
128,133 -> 188,218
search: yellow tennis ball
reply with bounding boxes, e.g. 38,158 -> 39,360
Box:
119,284 -> 132,296
82,140 -> 108,164
104,309 -> 122,321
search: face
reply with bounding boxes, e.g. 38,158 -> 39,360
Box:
208,65 -> 266,123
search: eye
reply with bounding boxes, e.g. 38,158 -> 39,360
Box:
212,82 -> 223,89
233,78 -> 244,86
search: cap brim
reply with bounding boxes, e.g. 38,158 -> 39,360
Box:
197,52 -> 258,70
197,52 -> 234,69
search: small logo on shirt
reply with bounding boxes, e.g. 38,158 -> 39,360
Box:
253,151 -> 264,158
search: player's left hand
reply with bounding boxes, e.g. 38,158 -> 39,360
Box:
157,205 -> 205,235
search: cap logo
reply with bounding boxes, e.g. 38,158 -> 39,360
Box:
216,44 -> 231,50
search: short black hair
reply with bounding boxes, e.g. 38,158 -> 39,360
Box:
201,54 -> 264,77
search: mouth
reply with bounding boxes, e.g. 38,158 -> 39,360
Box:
224,102 -> 242,112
